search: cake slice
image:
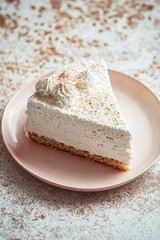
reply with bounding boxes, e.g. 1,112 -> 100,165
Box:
25,60 -> 133,170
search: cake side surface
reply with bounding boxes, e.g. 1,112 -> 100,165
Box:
29,132 -> 130,171
25,94 -> 132,165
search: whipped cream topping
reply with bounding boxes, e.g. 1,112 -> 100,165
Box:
34,59 -> 126,129
35,59 -> 128,128
35,61 -> 97,108
35,77 -> 54,96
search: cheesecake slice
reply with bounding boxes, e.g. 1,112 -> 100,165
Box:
25,60 -> 133,170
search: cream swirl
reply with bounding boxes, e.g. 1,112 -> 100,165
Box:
36,73 -> 77,108
35,64 -> 96,108
35,78 -> 54,96
52,82 -> 76,107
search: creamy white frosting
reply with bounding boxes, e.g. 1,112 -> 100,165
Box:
34,59 -> 129,128
35,78 -> 54,96
35,61 -> 98,108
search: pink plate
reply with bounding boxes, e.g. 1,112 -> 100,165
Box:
2,70 -> 160,192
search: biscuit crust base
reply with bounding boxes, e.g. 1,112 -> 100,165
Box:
29,132 -> 130,171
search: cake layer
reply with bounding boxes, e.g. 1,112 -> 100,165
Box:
29,132 -> 130,171
26,94 -> 132,165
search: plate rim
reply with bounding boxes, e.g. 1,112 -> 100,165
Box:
1,69 -> 160,192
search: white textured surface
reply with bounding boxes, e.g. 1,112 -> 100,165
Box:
0,0 -> 160,239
